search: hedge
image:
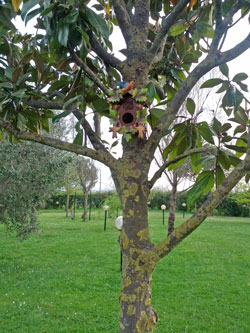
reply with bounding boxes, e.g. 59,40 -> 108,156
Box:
44,190 -> 249,217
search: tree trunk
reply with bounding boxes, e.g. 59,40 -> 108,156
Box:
119,195 -> 158,332
65,193 -> 70,218
82,192 -> 88,221
112,149 -> 158,332
168,171 -> 178,235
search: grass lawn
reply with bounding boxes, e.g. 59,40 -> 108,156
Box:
0,209 -> 249,332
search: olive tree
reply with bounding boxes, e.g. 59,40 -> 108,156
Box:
0,141 -> 67,238
76,157 -> 98,221
0,0 -> 250,331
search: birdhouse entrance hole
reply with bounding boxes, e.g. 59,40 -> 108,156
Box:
121,111 -> 135,126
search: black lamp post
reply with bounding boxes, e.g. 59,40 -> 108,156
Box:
161,204 -> 166,225
182,202 -> 187,218
103,205 -> 109,231
115,216 -> 123,272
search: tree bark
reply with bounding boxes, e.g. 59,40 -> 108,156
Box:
82,192 -> 88,222
119,193 -> 158,332
168,171 -> 178,235
65,194 -> 70,218
112,148 -> 158,332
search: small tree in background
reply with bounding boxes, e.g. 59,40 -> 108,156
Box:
63,157 -> 80,217
104,192 -> 122,218
76,157 -> 98,221
0,142 -> 67,238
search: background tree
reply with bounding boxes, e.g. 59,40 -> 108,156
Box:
0,0 -> 250,331
0,141 -> 67,238
62,157 -> 80,217
76,157 -> 98,221
103,191 -> 123,218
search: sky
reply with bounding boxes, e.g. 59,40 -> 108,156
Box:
15,3 -> 250,191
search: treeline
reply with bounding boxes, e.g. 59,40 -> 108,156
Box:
45,190 -> 249,217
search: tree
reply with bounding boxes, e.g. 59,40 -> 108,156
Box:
0,141 -> 67,238
62,157 -> 80,217
76,157 -> 98,221
0,0 -> 250,331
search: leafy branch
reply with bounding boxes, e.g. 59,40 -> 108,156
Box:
0,118 -> 117,169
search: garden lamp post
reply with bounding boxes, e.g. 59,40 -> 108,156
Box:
161,205 -> 166,225
242,204 -> 247,216
103,205 -> 109,231
115,216 -> 123,272
182,202 -> 187,218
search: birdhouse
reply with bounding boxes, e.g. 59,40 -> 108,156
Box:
118,95 -> 137,127
107,82 -> 149,139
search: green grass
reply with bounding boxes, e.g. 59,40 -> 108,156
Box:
0,210 -> 250,332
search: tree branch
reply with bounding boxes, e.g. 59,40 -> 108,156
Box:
148,0 -> 190,63
154,156 -> 250,260
0,118 -> 117,169
149,147 -> 214,188
68,45 -> 110,96
145,33 -> 250,159
88,31 -> 123,70
133,0 -> 150,43
153,128 -> 250,260
112,0 -> 133,46
23,98 -> 108,153
210,0 -> 241,51
125,0 -> 134,19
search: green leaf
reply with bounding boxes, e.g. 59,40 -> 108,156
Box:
232,72 -> 248,82
236,81 -> 248,92
216,81 -> 230,94
25,7 -> 42,25
80,39 -> 88,59
148,108 -> 165,128
200,78 -> 224,89
187,171 -> 214,207
169,23 -> 187,36
191,153 -> 202,174
63,9 -> 79,24
0,82 -> 13,89
92,98 -> 109,112
218,150 -> 231,170
73,130 -> 83,146
212,117 -> 222,135
234,124 -> 246,135
168,157 -> 186,171
228,155 -> 241,167
219,64 -> 229,77
222,87 -> 235,108
21,0 -> 40,20
197,122 -> 214,144
186,97 -> 195,116
175,37 -> 186,59
33,50 -> 44,73
110,140 -> 119,149
224,144 -> 247,154
63,96 -> 80,110
12,89 -> 27,98
5,67 -> 14,80
146,82 -> 156,104
84,7 -> 110,39
216,165 -> 225,186
58,23 -> 69,47
52,110 -> 72,123
221,123 -> 232,133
